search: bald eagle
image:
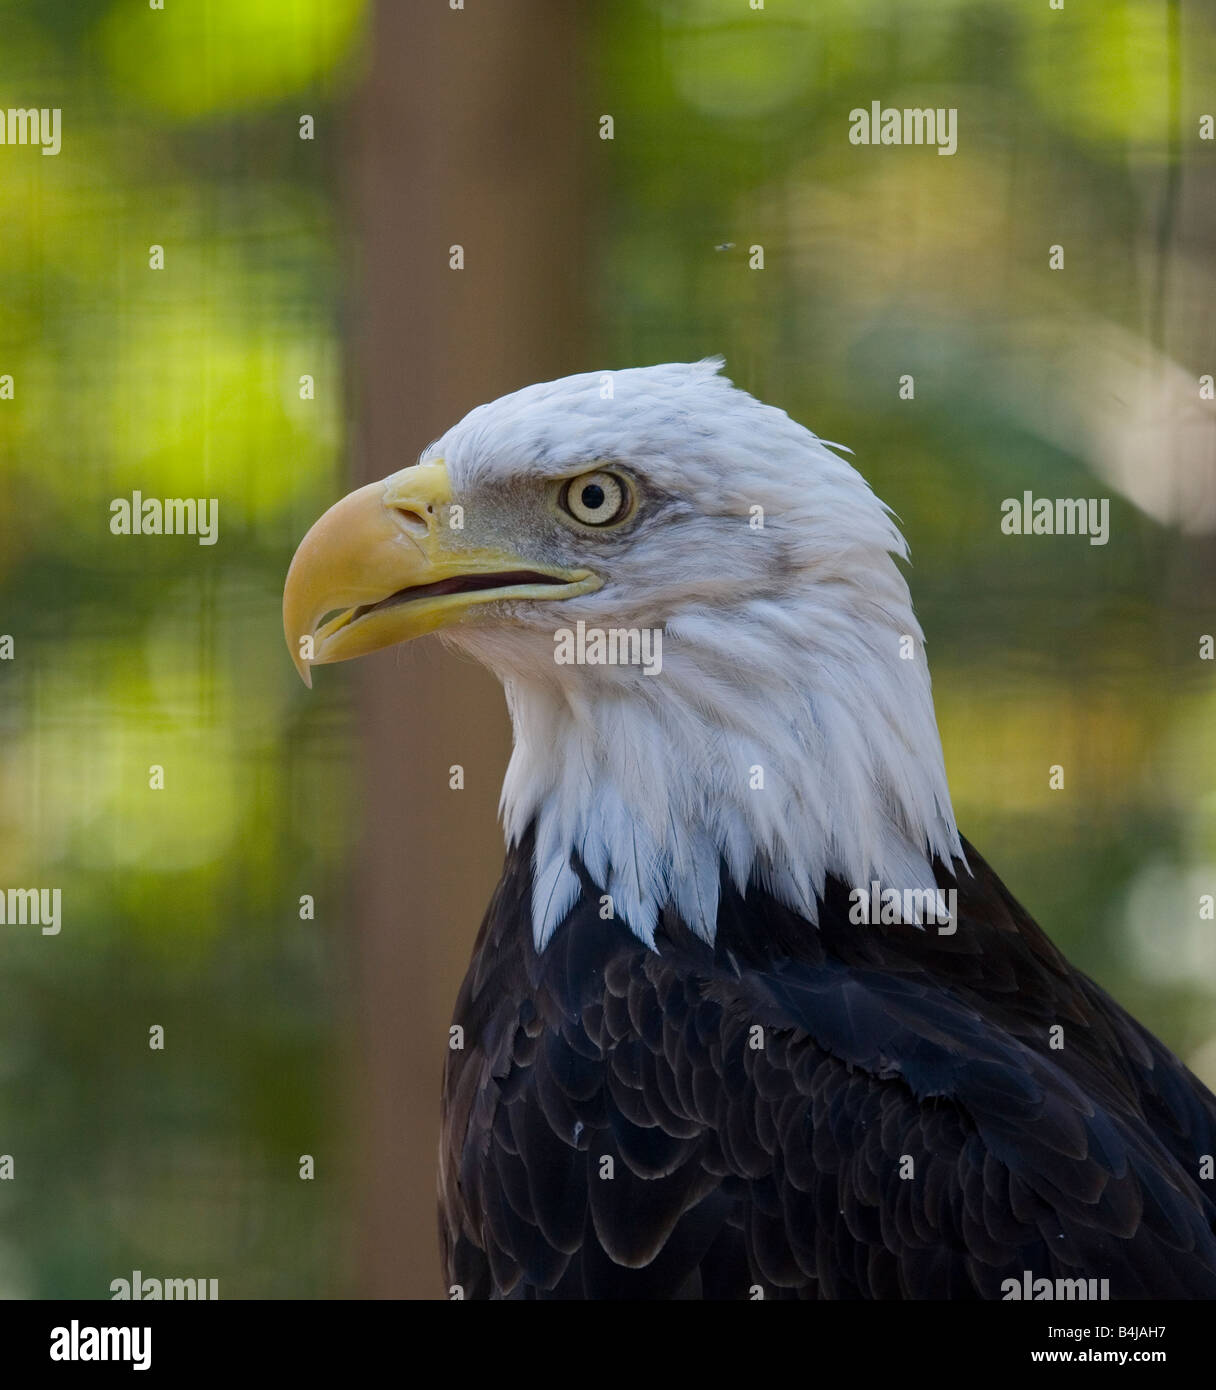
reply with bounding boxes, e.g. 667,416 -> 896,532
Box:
284,361 -> 1216,1299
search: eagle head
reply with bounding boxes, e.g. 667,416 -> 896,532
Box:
284,361 -> 961,947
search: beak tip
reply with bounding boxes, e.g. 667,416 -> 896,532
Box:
286,628 -> 315,688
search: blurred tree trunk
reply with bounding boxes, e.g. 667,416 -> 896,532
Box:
345,1 -> 589,1298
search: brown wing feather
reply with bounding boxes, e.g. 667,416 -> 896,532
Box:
439,832 -> 1216,1299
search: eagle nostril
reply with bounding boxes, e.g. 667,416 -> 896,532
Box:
391,505 -> 430,537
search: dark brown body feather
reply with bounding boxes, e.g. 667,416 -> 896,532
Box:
439,831 -> 1216,1298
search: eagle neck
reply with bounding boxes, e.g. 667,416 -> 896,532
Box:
483,590 -> 962,951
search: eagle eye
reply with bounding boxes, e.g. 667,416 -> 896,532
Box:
560,470 -> 631,528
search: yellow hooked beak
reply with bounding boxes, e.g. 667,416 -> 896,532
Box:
283,460 -> 599,686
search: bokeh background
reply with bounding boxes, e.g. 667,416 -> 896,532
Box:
0,0 -> 1213,1299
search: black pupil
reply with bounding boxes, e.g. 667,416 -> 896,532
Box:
581,483 -> 606,511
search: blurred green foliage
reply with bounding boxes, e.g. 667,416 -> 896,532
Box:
1,0 -> 1214,1299
0,0 -> 364,1298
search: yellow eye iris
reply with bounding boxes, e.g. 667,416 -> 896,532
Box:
561,471 -> 631,527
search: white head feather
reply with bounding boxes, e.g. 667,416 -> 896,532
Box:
430,360 -> 962,949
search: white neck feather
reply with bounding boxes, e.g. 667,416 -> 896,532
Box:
456,558 -> 962,951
